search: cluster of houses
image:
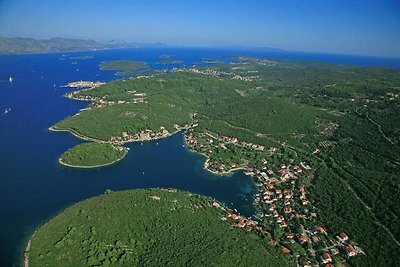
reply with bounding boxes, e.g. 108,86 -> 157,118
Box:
187,67 -> 230,77
65,81 -> 148,108
185,131 -> 267,174
65,91 -> 146,108
186,67 -> 258,82
231,74 -> 259,81
233,56 -> 277,67
249,155 -> 364,266
66,80 -> 105,88
109,126 -> 171,144
184,129 -> 364,266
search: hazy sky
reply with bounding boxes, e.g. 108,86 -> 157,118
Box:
0,0 -> 399,57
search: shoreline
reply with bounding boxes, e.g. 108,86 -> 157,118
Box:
182,138 -> 250,176
23,230 -> 37,267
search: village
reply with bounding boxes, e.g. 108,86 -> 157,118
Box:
184,128 -> 364,267
108,125 -> 172,144
65,81 -> 147,108
185,67 -> 259,81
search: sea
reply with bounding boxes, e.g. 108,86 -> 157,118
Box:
0,47 -> 399,266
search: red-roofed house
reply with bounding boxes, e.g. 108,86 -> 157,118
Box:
340,232 -> 349,241
299,235 -> 307,244
284,207 -> 293,213
228,213 -> 239,220
282,247 -> 291,254
322,253 -> 332,263
316,226 -> 326,234
346,245 -> 356,257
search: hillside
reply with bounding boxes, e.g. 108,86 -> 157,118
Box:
28,188 -> 289,267
0,37 -> 168,54
51,56 -> 400,266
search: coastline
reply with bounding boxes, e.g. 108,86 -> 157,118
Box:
182,137 -> 250,176
23,230 -> 37,267
49,126 -> 108,143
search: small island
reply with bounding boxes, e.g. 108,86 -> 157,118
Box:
116,69 -> 161,77
99,60 -> 148,70
156,59 -> 183,65
27,188 -> 289,267
59,143 -> 127,168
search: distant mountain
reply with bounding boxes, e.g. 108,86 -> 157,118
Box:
0,36 -> 168,54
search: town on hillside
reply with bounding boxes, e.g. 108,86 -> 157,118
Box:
185,127 -> 365,267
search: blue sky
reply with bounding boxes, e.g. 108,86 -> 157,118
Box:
0,0 -> 399,57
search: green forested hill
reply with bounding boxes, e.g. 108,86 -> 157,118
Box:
29,189 -> 290,267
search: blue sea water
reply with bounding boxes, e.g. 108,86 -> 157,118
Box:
0,47 -> 399,266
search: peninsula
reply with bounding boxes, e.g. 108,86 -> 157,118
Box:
27,188 -> 290,267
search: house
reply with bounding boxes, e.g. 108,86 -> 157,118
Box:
299,235 -> 308,244
236,220 -> 246,228
322,253 -> 332,263
282,247 -> 291,254
325,264 -> 335,267
281,164 -> 287,169
269,240 -> 278,245
269,146 -> 277,153
266,183 -> 274,189
340,232 -> 349,241
316,226 -> 326,234
285,233 -> 295,239
346,245 -> 357,257
330,247 -> 339,255
284,207 -> 293,213
267,169 -> 274,175
227,213 -> 239,220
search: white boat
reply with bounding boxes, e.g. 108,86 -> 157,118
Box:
8,77 -> 13,83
